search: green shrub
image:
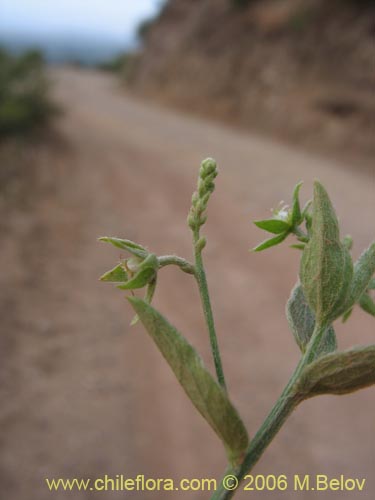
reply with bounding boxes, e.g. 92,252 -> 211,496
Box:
230,0 -> 256,9
0,48 -> 56,137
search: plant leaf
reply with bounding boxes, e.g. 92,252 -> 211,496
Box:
359,293 -> 375,317
100,263 -> 128,282
290,243 -> 306,250
254,219 -> 290,234
128,297 -> 249,465
286,283 -> 337,357
99,237 -> 148,258
300,181 -> 353,324
347,241 -> 375,308
342,307 -> 353,323
297,346 -> 375,398
252,232 -> 288,252
291,182 -> 303,225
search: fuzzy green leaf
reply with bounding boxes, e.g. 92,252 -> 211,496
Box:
368,278 -> 375,290
252,232 -> 288,252
359,293 -> 375,317
254,219 -> 290,234
128,297 -> 249,465
100,264 -> 128,282
347,242 -> 375,308
297,346 -> 375,398
287,283 -> 337,357
300,182 -> 353,324
99,237 -> 148,258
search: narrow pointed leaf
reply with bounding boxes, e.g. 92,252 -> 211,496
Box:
99,237 -> 148,258
342,307 -> 353,323
297,346 -> 375,398
128,297 -> 249,464
359,293 -> 375,317
252,232 -> 288,252
254,219 -> 290,234
286,283 -> 336,357
100,264 -> 128,283
290,243 -> 305,250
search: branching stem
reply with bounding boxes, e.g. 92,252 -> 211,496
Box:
210,322 -> 327,499
158,255 -> 196,275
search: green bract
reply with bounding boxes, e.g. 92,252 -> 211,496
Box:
129,297 -> 249,465
300,182 -> 353,325
297,346 -> 375,398
286,283 -> 337,358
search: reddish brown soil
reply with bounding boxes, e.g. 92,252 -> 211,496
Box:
0,68 -> 374,499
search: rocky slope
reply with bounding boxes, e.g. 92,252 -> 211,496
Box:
130,0 -> 375,167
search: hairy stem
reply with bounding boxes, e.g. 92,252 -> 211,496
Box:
210,322 -> 327,499
158,255 -> 196,275
193,230 -> 226,390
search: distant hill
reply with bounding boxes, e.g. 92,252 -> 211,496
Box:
0,32 -> 133,65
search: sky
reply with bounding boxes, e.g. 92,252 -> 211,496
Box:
0,0 -> 163,43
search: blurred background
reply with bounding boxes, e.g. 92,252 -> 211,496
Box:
0,1 -> 374,499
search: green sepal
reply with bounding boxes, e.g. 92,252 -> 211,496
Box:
297,346 -> 375,398
100,263 -> 128,282
291,182 -> 303,226
99,237 -> 148,258
304,211 -> 312,236
128,297 -> 249,465
117,254 -> 158,290
253,219 -> 290,234
286,283 -> 337,358
252,232 -> 288,252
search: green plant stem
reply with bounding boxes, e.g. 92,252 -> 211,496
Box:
210,322 -> 327,500
158,255 -> 196,275
193,230 -> 227,390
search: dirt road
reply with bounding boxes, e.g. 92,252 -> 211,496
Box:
1,68 -> 374,500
